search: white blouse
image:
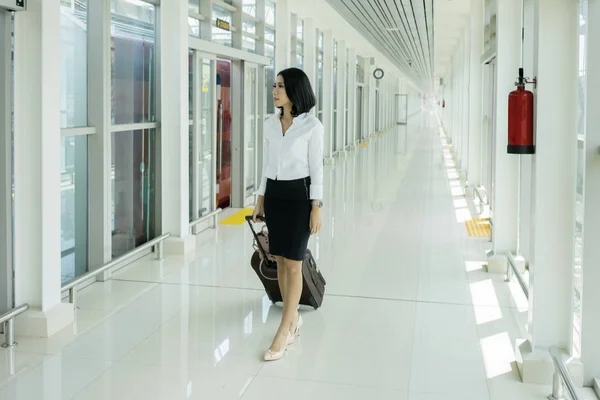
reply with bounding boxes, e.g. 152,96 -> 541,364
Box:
257,112 -> 324,200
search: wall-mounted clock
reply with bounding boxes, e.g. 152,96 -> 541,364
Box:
373,68 -> 384,80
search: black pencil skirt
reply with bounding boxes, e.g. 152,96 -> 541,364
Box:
264,177 -> 312,262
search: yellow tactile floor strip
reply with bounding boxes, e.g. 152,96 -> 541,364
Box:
465,217 -> 491,237
219,207 -> 254,225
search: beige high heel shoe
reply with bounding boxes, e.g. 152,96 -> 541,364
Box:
287,314 -> 303,345
264,333 -> 291,362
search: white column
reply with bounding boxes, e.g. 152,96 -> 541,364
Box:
460,27 -> 471,181
487,0 -> 520,272
290,13 -> 298,67
303,18 -> 317,91
516,0 -> 579,385
336,40 -> 346,153
160,0 -> 193,253
347,47 -> 357,149
275,0 -> 291,71
322,31 -> 334,162
13,0 -> 74,337
579,0 -> 600,387
467,0 -> 484,190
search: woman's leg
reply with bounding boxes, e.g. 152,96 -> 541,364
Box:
268,257 -> 303,352
276,256 -> 286,301
283,257 -> 303,334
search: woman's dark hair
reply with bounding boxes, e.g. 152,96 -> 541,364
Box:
277,68 -> 316,117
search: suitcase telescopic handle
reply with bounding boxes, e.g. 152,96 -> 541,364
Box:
245,215 -> 265,222
245,215 -> 270,262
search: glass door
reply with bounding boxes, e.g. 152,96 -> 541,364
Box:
489,58 -> 497,217
216,59 -> 232,209
244,62 -> 258,205
0,10 -> 14,315
189,51 -> 217,229
356,85 -> 364,140
396,94 -> 408,125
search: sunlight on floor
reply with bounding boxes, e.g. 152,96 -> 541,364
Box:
480,332 -> 516,378
465,261 -> 486,272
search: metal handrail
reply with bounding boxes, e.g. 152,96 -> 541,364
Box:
61,233 -> 171,306
0,304 -> 29,348
505,252 -> 529,299
549,346 -> 583,400
189,208 -> 222,233
474,186 -> 488,205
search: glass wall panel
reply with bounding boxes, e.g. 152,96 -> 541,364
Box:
244,66 -> 258,197
60,0 -> 89,283
265,44 -> 275,116
111,129 -> 157,258
572,0 -> 588,358
60,135 -> 89,279
265,29 -> 275,43
243,0 -> 256,17
188,0 -> 199,13
333,41 -> 338,150
243,21 -> 256,53
60,136 -> 88,284
189,17 -> 201,37
111,0 -> 157,124
199,59 -> 215,215
265,0 -> 275,26
60,0 -> 88,128
317,31 -> 323,121
212,8 -> 233,47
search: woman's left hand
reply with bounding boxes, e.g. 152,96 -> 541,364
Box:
310,207 -> 322,235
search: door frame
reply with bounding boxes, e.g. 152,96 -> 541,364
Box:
242,61 -> 259,207
190,50 -> 218,233
189,40 -> 270,210
0,10 -> 13,314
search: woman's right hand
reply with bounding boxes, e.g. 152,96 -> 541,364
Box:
252,196 -> 265,223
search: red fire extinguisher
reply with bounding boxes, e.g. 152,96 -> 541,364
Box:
442,99 -> 446,108
507,68 -> 535,154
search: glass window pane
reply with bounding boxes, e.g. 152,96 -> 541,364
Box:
188,0 -> 199,13
189,52 -> 194,122
265,63 -> 275,115
61,135 -> 88,284
265,0 -> 275,26
213,8 -> 233,47
111,129 -> 157,258
243,36 -> 256,53
243,21 -> 256,52
296,19 -> 303,41
243,21 -> 256,36
572,0 -> 588,359
189,124 -> 194,221
318,52 -> 323,112
189,17 -> 201,38
243,0 -> 256,17
265,29 -> 275,43
60,0 -> 88,128
111,0 -> 156,124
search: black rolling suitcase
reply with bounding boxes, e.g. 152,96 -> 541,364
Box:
245,216 -> 326,309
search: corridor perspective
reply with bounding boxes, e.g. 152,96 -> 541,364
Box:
3,0 -> 600,399
0,113 -> 593,399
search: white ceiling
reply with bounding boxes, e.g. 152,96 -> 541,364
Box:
325,0 -> 471,89
433,0 -> 471,78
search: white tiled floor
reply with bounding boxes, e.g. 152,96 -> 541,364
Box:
1,112 -> 598,399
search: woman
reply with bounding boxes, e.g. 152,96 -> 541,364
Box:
252,68 -> 324,362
